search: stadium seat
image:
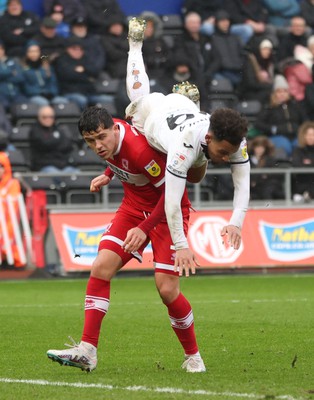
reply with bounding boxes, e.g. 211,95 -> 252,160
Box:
53,102 -> 81,124
94,72 -> 121,96
236,100 -> 262,124
60,174 -> 101,204
21,175 -> 62,204
270,135 -> 293,157
161,14 -> 183,35
68,146 -> 106,171
10,103 -> 40,127
208,78 -> 238,107
6,148 -> 30,172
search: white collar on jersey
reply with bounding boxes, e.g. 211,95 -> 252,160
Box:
113,122 -> 126,156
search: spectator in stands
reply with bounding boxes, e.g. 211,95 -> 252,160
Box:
205,10 -> 244,89
81,0 -> 125,35
70,17 -> 105,76
101,15 -> 129,80
277,16 -> 309,62
291,121 -> 314,202
262,0 -> 300,34
223,0 -> 278,48
48,6 -> 70,38
248,135 -> 284,200
283,37 -> 314,103
43,0 -> 86,25
139,11 -> 170,80
29,105 -> 77,173
182,0 -> 254,45
300,0 -> 314,33
0,151 -> 25,267
0,0 -> 40,57
173,12 -> 212,107
0,40 -> 27,110
238,38 -> 275,105
21,41 -> 68,106
31,16 -> 65,62
254,74 -> 308,157
54,37 -> 113,110
158,55 -> 201,95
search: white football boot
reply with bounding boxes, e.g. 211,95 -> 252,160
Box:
47,337 -> 97,372
128,17 -> 146,42
181,354 -> 206,373
172,81 -> 200,107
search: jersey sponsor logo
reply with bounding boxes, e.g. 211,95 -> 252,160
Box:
122,159 -> 129,170
166,113 -> 195,130
241,141 -> 248,160
144,160 -> 161,176
183,142 -> 193,149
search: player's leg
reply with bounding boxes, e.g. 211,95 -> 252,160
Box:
47,209 -> 149,372
151,222 -> 206,373
126,17 -> 150,101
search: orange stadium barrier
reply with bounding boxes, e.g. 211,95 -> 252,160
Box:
50,208 -> 314,272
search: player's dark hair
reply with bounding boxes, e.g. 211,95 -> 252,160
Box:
210,108 -> 248,146
78,106 -> 114,135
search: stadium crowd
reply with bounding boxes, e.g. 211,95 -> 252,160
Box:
0,0 -> 313,203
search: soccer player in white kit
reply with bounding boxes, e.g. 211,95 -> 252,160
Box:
123,18 -> 250,277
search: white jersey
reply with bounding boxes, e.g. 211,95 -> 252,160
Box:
126,92 -> 250,249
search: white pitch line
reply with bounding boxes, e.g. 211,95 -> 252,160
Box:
0,298 -> 310,309
0,378 -> 303,400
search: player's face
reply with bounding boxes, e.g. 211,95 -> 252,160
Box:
206,134 -> 239,164
83,124 -> 120,160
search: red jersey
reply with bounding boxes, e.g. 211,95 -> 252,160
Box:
105,119 -> 190,213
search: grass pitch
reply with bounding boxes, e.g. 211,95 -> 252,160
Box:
0,273 -> 313,400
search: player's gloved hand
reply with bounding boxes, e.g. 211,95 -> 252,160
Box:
174,248 -> 200,277
90,174 -> 111,192
221,225 -> 242,250
122,227 -> 147,253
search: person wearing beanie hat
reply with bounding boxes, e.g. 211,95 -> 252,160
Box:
273,74 -> 290,91
43,0 -> 86,25
255,73 -> 308,156
238,37 -> 275,104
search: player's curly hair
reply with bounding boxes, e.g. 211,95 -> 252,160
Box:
78,106 -> 114,135
210,108 -> 248,146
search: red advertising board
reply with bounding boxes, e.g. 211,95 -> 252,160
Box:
49,208 -> 314,272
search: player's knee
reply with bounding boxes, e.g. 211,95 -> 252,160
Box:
157,281 -> 179,304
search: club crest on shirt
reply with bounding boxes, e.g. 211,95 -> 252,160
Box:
241,141 -> 248,160
144,160 -> 161,176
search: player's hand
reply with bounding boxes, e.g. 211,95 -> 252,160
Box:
122,227 -> 147,253
90,175 -> 111,192
174,248 -> 200,277
221,225 -> 242,250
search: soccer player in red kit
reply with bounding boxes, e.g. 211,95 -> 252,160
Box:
47,106 -> 206,373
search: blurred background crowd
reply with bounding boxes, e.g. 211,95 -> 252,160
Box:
0,0 -> 313,204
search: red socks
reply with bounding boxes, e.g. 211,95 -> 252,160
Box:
81,276 -> 110,347
167,292 -> 199,355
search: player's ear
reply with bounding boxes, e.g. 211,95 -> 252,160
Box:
205,132 -> 212,144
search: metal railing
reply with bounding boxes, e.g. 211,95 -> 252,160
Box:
14,167 -> 314,210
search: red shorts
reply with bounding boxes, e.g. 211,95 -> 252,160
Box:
98,204 -> 189,275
